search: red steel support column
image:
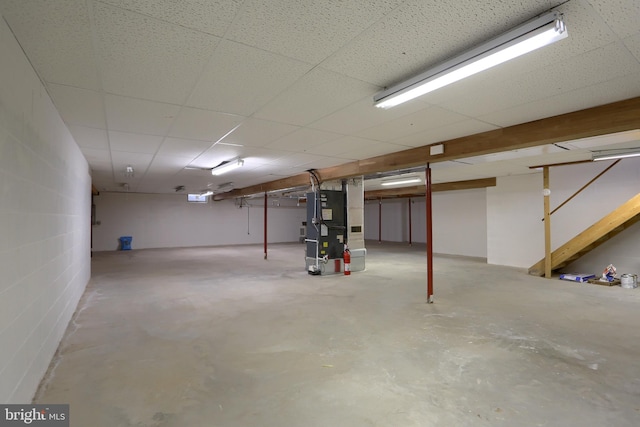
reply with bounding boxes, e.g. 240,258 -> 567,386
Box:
378,198 -> 382,243
408,197 -> 412,246
426,165 -> 434,303
264,192 -> 268,260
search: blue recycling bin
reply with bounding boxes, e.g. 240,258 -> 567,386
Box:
119,236 -> 132,251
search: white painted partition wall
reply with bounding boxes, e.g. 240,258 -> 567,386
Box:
364,189 -> 488,259
92,193 -> 306,251
0,19 -> 91,403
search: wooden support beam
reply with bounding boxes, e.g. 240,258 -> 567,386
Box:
217,97 -> 640,200
91,184 -> 99,195
364,177 -> 496,200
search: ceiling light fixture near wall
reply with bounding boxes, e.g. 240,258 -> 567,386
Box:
124,165 -> 134,177
211,158 -> 244,176
381,177 -> 422,186
592,148 -> 640,161
374,11 -> 568,109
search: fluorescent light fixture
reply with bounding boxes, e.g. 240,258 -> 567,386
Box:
374,11 -> 568,109
211,158 -> 244,176
200,191 -> 214,197
592,148 -> 640,161
381,177 -> 422,186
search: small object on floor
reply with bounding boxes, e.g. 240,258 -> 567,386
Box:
587,277 -> 620,286
559,273 -> 596,283
601,264 -> 617,282
620,274 -> 638,289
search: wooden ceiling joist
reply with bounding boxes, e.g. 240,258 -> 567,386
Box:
216,97 -> 640,200
364,178 -> 496,200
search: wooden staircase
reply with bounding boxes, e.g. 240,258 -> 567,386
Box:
528,193 -> 640,276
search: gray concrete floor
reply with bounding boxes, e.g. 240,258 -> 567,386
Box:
36,242 -> 640,427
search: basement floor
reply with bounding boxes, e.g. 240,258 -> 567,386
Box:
36,242 -> 640,427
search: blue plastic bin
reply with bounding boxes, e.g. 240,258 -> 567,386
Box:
119,236 -> 132,251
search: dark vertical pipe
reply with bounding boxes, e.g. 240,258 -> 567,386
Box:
378,197 -> 382,243
408,197 -> 412,246
426,165 -> 434,303
264,192 -> 268,260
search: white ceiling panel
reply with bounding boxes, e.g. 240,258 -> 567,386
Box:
479,71 -> 640,128
68,126 -> 108,150
225,0 -> 403,64
104,95 -> 180,136
168,107 -> 244,142
155,137 -> 212,159
92,2 -> 220,104
625,33 -> 640,62
108,131 -> 163,154
392,119 -> 499,148
223,118 -> 299,147
590,0 -> 640,39
357,106 -> 469,142
265,128 -> 342,153
321,0 -> 560,86
309,97 -> 429,135
186,40 -> 313,116
253,68 -> 377,126
110,150 -> 154,172
0,0 -> 100,89
47,84 -> 106,128
96,0 -> 241,37
2,0 -> 639,194
306,136 -> 382,158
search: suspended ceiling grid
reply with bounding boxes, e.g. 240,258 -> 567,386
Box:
0,0 -> 639,194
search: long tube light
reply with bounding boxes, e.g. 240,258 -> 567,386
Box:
211,158 -> 244,176
381,177 -> 422,186
592,148 -> 640,162
374,11 -> 568,109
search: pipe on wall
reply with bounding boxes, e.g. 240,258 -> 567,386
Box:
378,197 -> 382,243
408,197 -> 412,246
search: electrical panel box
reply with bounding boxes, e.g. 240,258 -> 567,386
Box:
306,190 -> 346,259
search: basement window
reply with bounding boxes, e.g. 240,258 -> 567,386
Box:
187,194 -> 208,203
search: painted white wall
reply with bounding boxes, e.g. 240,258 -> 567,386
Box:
0,19 -> 91,403
486,174 -> 543,268
364,188 -> 488,258
487,158 -> 640,275
92,192 -> 306,251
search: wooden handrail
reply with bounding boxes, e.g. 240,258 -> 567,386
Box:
542,159 -> 620,221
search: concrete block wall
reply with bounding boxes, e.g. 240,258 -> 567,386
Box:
92,192 -> 306,251
0,18 -> 91,403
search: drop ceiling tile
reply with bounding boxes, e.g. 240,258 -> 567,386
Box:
146,155 -> 194,175
392,119 -> 499,147
0,0 -> 100,89
168,107 -> 245,142
590,0 -> 640,39
306,136 -> 380,157
265,128 -> 342,152
92,2 -> 220,104
357,106 -> 469,142
334,142 -> 410,160
97,0 -> 241,37
155,137 -> 212,159
223,118 -> 299,147
68,126 -> 109,150
440,42 -> 640,118
478,71 -> 640,128
321,0 -> 560,86
253,67 -> 377,126
104,95 -> 180,135
110,150 -> 154,172
108,131 -> 163,154
186,40 -> 313,116
309,96 -> 429,135
225,0 -> 403,64
46,84 -> 106,128
624,33 -> 640,62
